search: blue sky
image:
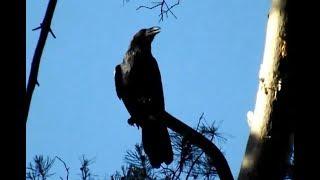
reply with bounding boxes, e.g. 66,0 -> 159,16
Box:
27,0 -> 270,179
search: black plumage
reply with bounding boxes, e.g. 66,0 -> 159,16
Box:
114,27 -> 173,168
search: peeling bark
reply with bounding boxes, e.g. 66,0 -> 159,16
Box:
238,0 -> 293,179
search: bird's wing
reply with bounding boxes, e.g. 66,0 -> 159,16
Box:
114,64 -> 124,99
150,58 -> 165,109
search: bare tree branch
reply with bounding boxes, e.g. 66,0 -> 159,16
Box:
186,136 -> 214,179
25,0 -> 57,123
79,155 -> 98,180
136,1 -> 163,10
162,0 -> 178,19
55,156 -> 70,180
172,113 -> 204,179
135,0 -> 180,21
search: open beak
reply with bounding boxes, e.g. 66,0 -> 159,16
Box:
147,26 -> 161,36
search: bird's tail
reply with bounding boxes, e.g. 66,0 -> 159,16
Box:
141,115 -> 173,168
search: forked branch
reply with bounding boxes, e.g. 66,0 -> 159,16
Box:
136,0 -> 180,21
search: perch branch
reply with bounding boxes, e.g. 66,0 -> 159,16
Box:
159,111 -> 233,180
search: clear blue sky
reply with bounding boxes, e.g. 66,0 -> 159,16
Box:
27,0 -> 270,179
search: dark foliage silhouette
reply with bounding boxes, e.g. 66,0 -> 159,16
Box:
26,155 -> 55,180
26,155 -> 97,180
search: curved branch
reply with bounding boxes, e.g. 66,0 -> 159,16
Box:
55,156 -> 70,180
158,111 -> 234,180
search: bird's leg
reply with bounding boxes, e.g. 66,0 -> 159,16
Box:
127,116 -> 135,126
128,116 -> 141,129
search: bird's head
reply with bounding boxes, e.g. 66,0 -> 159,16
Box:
129,26 -> 161,51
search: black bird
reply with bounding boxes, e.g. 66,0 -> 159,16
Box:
114,26 -> 173,168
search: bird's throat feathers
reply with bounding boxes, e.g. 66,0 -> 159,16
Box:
125,47 -> 152,63
128,43 -> 152,53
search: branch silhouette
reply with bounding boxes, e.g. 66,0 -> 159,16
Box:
159,111 -> 234,180
26,0 -> 57,123
55,156 -> 70,180
136,0 -> 180,21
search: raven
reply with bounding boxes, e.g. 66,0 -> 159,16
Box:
114,27 -> 173,168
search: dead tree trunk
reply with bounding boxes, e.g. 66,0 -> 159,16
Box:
238,0 -> 293,179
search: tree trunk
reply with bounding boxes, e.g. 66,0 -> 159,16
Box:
238,0 -> 293,179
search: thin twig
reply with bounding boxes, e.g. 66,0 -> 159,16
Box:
173,113 -> 204,179
185,136 -> 214,180
135,0 -> 180,21
196,112 -> 205,131
55,156 -> 70,180
136,2 -> 162,10
162,0 -> 177,19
